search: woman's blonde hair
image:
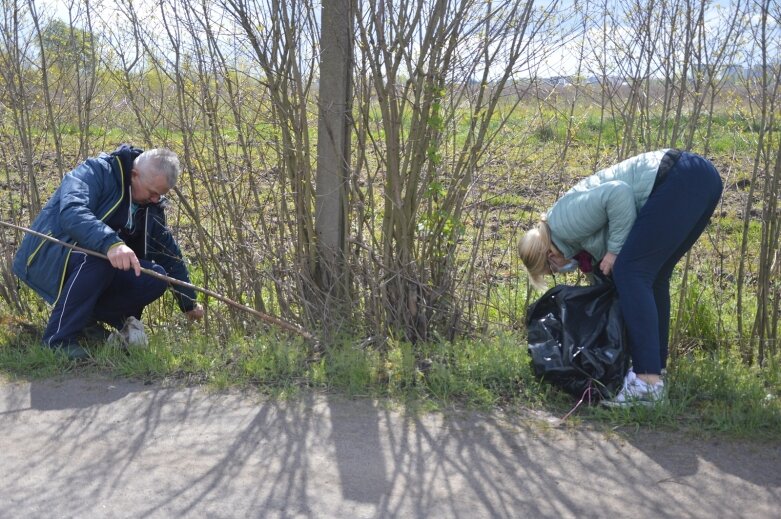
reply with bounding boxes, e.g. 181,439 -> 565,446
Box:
518,220 -> 552,291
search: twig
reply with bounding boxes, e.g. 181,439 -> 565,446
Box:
0,220 -> 318,342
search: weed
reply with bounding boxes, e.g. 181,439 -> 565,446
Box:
0,343 -> 71,378
2,319 -> 780,439
674,277 -> 721,352
591,350 -> 781,439
669,350 -> 781,437
324,342 -> 378,396
534,122 -> 556,142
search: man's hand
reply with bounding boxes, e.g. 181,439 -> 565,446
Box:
600,252 -> 618,276
107,243 -> 141,276
185,303 -> 204,321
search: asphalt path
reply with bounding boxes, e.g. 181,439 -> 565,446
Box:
1,376 -> 779,518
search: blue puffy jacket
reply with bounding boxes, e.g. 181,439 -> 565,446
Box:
546,150 -> 669,261
13,145 -> 197,311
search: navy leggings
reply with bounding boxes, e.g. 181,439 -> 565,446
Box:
612,152 -> 722,374
43,252 -> 168,347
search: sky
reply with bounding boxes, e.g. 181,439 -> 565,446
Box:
36,0 -> 773,79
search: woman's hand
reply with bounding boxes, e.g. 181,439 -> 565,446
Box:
600,252 -> 617,276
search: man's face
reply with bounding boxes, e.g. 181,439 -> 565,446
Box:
131,168 -> 170,205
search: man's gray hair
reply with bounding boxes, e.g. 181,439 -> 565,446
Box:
134,148 -> 180,189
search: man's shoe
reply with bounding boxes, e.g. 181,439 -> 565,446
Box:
108,317 -> 148,349
46,342 -> 90,361
80,321 -> 112,343
602,369 -> 664,408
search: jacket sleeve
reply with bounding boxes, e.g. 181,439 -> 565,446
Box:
58,160 -> 123,253
550,180 -> 636,256
146,208 -> 198,312
601,181 -> 636,253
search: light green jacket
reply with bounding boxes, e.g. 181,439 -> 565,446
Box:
546,150 -> 669,261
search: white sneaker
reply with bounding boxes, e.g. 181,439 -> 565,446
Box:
602,370 -> 664,407
108,317 -> 148,349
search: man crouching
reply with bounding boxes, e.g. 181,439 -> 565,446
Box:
13,145 -> 204,359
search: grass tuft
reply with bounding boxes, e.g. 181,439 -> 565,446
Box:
592,349 -> 781,439
1,321 -> 780,440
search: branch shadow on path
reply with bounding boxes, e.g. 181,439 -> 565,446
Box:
621,429 -> 781,488
1,377 -> 780,518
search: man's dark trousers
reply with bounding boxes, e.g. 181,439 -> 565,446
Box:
43,252 -> 168,347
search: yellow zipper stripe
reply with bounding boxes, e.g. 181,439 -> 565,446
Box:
53,249 -> 73,306
100,156 -> 125,220
26,231 -> 53,268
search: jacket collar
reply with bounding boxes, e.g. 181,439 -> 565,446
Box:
110,144 -> 144,190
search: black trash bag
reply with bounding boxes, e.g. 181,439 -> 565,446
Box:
526,282 -> 629,399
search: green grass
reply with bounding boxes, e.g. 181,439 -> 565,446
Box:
671,351 -> 781,436
593,350 -> 781,439
3,320 -> 778,440
674,278 -> 723,352
0,342 -> 72,378
1,242 -> 777,442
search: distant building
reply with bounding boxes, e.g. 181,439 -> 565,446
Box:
722,64 -> 765,81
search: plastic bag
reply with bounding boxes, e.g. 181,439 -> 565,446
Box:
526,281 -> 629,399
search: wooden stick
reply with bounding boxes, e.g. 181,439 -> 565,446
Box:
0,220 -> 317,342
